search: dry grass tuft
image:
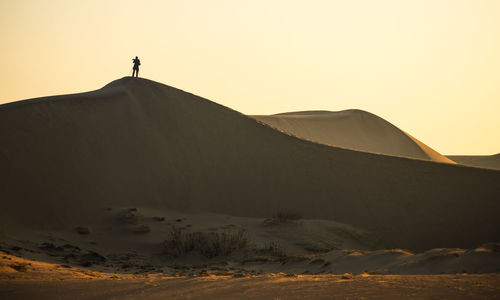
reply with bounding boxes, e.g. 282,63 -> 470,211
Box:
262,241 -> 287,258
164,227 -> 248,258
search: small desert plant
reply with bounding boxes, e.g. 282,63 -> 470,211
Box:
272,211 -> 302,223
263,241 -> 287,258
163,227 -> 248,258
201,230 -> 248,258
163,227 -> 192,256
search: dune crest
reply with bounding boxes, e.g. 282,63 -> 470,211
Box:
0,77 -> 499,251
252,110 -> 454,163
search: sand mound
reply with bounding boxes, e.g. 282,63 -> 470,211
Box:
447,154 -> 500,170
0,77 -> 499,251
252,110 -> 454,163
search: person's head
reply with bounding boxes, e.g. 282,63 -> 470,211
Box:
135,56 -> 138,59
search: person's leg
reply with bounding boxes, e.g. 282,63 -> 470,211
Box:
136,68 -> 139,78
133,68 -> 137,77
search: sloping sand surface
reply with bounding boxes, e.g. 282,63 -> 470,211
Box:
0,77 -> 499,251
448,154 -> 500,170
2,251 -> 500,300
252,110 -> 454,163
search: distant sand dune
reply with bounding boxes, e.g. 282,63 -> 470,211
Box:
447,154 -> 500,170
252,110 -> 454,163
0,77 -> 499,251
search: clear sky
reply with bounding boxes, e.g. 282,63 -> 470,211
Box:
1,0 -> 499,155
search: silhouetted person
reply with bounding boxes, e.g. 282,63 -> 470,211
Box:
132,56 -> 141,77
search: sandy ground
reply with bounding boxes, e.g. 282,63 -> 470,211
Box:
2,275 -> 500,300
0,209 -> 498,278
1,77 -> 499,298
1,253 -> 499,300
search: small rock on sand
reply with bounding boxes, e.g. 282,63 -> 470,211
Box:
75,226 -> 91,235
118,208 -> 140,224
78,251 -> 106,267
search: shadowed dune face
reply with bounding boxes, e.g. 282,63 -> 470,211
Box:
0,77 -> 499,251
252,110 -> 455,163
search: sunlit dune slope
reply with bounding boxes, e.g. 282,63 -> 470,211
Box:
252,110 -> 454,163
0,77 -> 499,251
448,154 -> 500,170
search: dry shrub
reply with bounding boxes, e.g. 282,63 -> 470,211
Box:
264,241 -> 287,258
164,227 -> 248,258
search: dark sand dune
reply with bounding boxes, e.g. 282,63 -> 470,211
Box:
252,110 -> 455,163
0,77 -> 499,251
448,154 -> 500,170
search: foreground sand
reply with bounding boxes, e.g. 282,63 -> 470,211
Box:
3,276 -> 500,300
1,209 -> 498,276
1,208 -> 498,298
1,253 -> 499,300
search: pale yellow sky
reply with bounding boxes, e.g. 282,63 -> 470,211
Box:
1,0 -> 499,155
